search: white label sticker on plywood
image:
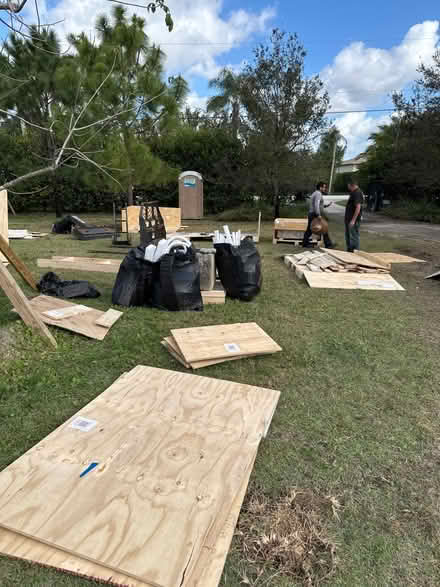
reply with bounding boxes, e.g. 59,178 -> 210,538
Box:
224,343 -> 241,353
43,305 -> 92,320
70,417 -> 97,432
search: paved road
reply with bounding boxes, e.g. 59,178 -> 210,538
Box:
326,203 -> 440,243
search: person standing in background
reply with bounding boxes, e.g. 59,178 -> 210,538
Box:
302,182 -> 335,248
345,180 -> 364,252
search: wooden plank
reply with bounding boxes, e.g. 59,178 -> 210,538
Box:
37,257 -> 121,274
43,305 -> 92,320
201,288 -> 226,305
0,366 -> 280,587
160,207 -> 181,234
273,218 -> 308,231
171,323 -> 282,364
0,234 -> 38,290
357,252 -> 426,265
95,309 -> 123,328
352,250 -> 392,269
0,262 -> 57,347
0,190 -> 7,264
320,248 -> 389,270
26,296 -> 115,340
304,272 -> 405,291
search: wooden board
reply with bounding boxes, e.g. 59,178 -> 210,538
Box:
0,190 -> 7,264
320,248 -> 390,270
160,207 -> 181,234
273,218 -> 308,231
43,305 -> 92,320
95,308 -> 123,328
26,296 -> 117,340
38,256 -> 121,274
171,322 -> 282,364
304,272 -> 405,291
0,234 -> 38,289
357,252 -> 426,265
201,288 -> 226,305
0,262 -> 57,347
162,337 -> 258,370
0,366 -> 280,587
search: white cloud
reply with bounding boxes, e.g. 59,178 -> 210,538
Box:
185,91 -> 208,110
334,112 -> 392,158
28,0 -> 275,78
323,20 -> 440,111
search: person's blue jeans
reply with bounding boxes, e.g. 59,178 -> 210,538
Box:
345,219 -> 361,252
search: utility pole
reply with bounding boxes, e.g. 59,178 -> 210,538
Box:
329,132 -> 347,193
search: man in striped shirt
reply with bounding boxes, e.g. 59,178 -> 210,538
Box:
302,182 -> 335,248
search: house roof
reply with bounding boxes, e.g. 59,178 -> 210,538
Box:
339,153 -> 367,166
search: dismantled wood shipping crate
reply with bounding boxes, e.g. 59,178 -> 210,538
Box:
0,365 -> 280,587
284,249 -> 405,290
23,296 -> 123,339
163,322 -> 281,369
273,218 -> 321,246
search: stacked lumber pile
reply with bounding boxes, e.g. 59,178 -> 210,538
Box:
162,322 -> 282,369
0,365 -> 280,587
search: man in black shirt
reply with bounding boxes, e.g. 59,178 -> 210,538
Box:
345,181 -> 364,252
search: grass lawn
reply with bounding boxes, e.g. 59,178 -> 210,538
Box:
1,212 -> 440,586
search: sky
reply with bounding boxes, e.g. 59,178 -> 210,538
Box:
6,0 -> 440,157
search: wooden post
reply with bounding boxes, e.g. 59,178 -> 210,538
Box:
0,234 -> 37,290
0,261 -> 57,348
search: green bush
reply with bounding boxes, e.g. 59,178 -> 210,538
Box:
214,201 -> 309,221
381,199 -> 440,224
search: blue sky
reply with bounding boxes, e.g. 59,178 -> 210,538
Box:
3,0 -> 440,156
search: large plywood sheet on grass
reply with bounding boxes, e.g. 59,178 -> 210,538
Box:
304,272 -> 405,290
365,252 -> 426,264
0,366 -> 280,587
27,295 -> 120,340
171,323 -> 282,364
38,256 -> 121,274
320,248 -> 389,270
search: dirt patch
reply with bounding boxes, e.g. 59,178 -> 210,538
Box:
0,327 -> 18,360
235,488 -> 340,586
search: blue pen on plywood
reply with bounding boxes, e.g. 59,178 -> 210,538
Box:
80,462 -> 99,478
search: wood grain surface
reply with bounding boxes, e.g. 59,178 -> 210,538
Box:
171,323 -> 282,364
0,264 -> 57,347
360,252 -> 426,264
304,272 -> 405,290
0,366 -> 280,587
38,256 -> 121,274
95,308 -> 123,328
320,248 -> 390,270
27,296 -> 115,340
0,234 -> 38,290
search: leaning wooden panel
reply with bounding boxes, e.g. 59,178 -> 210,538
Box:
159,207 -> 181,233
0,263 -> 57,347
304,272 -> 405,291
27,295 -> 117,340
0,366 -> 280,587
0,190 -> 7,264
171,323 -> 282,364
0,234 -> 38,289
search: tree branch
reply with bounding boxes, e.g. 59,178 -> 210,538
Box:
0,0 -> 28,14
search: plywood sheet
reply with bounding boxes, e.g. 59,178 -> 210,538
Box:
0,366 -> 280,587
320,248 -> 389,270
0,263 -> 57,347
304,272 -> 405,291
160,208 -> 181,233
0,190 -> 8,264
38,256 -> 121,274
273,218 -> 308,231
364,252 -> 426,264
26,296 -> 118,340
171,323 -> 282,364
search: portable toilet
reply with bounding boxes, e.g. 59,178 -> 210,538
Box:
178,171 -> 203,219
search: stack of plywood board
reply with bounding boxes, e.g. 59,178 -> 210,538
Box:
162,322 -> 282,369
284,249 -> 405,291
273,218 -> 321,246
0,365 -> 280,587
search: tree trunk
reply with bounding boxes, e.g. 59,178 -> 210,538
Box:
232,101 -> 239,139
273,177 -> 280,219
127,183 -> 134,206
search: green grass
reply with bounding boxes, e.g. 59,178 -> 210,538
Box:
1,213 -> 440,586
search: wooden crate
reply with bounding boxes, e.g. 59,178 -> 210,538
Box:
272,217 -> 321,245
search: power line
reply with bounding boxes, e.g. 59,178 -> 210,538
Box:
326,108 -> 396,115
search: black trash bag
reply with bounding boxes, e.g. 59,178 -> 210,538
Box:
152,247 -> 203,312
215,238 -> 262,301
37,272 -> 101,299
51,214 -> 88,234
111,246 -> 154,307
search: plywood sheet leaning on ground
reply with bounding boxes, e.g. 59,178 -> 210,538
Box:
364,252 -> 426,265
26,295 -> 122,339
0,365 -> 280,587
171,322 -> 282,364
304,272 -> 405,291
321,248 -> 390,270
0,190 -> 8,264
38,256 -> 121,274
0,262 -> 57,347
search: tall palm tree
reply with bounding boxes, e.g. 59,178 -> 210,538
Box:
207,68 -> 242,138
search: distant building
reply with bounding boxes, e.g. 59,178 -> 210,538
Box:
336,153 -> 367,174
